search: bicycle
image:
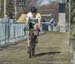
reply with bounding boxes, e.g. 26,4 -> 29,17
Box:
28,29 -> 38,58
26,18 -> 39,58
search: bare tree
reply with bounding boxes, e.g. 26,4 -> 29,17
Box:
25,0 -> 38,11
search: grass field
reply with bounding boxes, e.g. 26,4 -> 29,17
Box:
0,32 -> 70,64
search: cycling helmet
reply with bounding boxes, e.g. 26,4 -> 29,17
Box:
30,6 -> 37,13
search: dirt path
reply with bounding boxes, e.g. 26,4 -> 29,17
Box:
0,32 -> 70,64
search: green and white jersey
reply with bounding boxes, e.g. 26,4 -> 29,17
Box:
26,12 -> 41,30
28,17 -> 38,24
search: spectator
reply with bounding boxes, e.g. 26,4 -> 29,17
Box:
49,17 -> 56,31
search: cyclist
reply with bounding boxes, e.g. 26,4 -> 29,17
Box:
26,6 -> 41,58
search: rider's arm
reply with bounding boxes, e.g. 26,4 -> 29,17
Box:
38,15 -> 41,29
37,13 -> 41,29
25,13 -> 30,27
26,12 -> 32,26
26,16 -> 28,26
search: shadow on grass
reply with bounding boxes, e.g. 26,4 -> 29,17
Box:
34,51 -> 61,57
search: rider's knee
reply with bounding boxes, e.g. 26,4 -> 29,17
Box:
33,24 -> 38,30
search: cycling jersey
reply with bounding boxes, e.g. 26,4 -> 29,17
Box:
26,12 -> 41,31
28,17 -> 38,30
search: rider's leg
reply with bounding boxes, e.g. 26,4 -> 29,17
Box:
27,31 -> 32,54
33,24 -> 39,43
28,31 -> 33,46
34,35 -> 38,43
28,39 -> 31,47
28,31 -> 31,47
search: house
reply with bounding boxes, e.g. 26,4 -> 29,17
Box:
58,3 -> 66,32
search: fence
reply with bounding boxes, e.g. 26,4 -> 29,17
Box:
0,19 -> 68,47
